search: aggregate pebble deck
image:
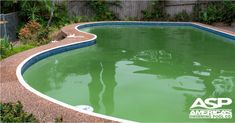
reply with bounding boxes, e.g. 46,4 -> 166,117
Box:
0,22 -> 234,122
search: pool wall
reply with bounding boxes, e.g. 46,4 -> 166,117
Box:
16,21 -> 235,122
77,22 -> 235,40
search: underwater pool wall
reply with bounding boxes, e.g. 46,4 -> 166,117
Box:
16,21 -> 235,122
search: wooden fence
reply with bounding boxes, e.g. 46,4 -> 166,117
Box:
68,0 -> 200,20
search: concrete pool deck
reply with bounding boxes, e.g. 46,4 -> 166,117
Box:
0,22 -> 235,122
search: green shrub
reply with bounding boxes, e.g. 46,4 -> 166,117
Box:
1,44 -> 35,60
0,37 -> 13,59
0,36 -> 36,60
192,1 -> 202,22
86,0 -> 119,21
199,2 -> 220,24
174,10 -> 191,22
0,0 -> 18,14
220,1 -> 235,24
55,116 -> 63,123
142,1 -> 169,21
196,1 -> 235,24
0,101 -> 37,122
18,0 -> 49,25
52,1 -> 71,27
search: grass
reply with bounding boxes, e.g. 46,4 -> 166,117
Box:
0,44 -> 35,60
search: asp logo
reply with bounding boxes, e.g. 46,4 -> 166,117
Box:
189,98 -> 232,119
190,98 -> 232,109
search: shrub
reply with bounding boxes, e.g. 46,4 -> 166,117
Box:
220,1 -> 235,24
0,37 -> 13,59
55,116 -> 63,123
174,10 -> 191,22
199,2 -> 220,24
0,0 -> 18,14
0,101 -> 37,122
86,0 -> 119,21
19,20 -> 42,44
0,37 -> 35,60
142,1 -> 169,21
192,1 -> 203,22
196,1 -> 235,25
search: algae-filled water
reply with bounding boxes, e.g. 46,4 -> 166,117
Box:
23,26 -> 235,122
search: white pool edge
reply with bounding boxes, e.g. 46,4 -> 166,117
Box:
16,24 -> 136,123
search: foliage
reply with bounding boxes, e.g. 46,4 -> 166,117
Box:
196,1 -> 235,24
17,0 -> 49,25
2,0 -> 69,28
86,0 -> 119,21
0,0 -> 18,14
220,1 -> 235,24
2,44 -> 35,60
69,16 -> 84,23
0,37 -> 13,59
1,1 -> 84,60
51,1 -> 71,27
19,20 -> 42,44
174,10 -> 191,22
142,1 -> 169,21
0,101 -> 37,122
55,116 -> 63,123
0,36 -> 35,60
192,1 -> 202,22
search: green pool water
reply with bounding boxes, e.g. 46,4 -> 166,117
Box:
23,26 -> 235,122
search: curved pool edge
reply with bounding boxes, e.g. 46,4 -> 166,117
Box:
16,23 -> 135,123
15,21 -> 235,122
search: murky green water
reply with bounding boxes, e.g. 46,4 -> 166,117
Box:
23,26 -> 235,122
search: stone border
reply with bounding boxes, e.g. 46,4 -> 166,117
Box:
1,22 -> 234,123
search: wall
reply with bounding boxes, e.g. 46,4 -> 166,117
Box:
0,12 -> 19,41
165,0 -> 198,16
67,0 -> 200,20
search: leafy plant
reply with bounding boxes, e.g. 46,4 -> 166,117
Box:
174,10 -> 191,22
196,1 -> 235,24
86,0 -> 119,21
220,1 -> 235,24
0,36 -> 36,60
0,0 -> 18,13
19,20 -> 42,44
192,1 -> 202,22
2,44 -> 35,60
199,2 -> 220,24
142,1 -> 169,21
55,115 -> 63,123
0,101 -> 37,122
0,37 -> 13,59
17,0 -> 70,27
18,0 -> 47,24
51,1 -> 71,27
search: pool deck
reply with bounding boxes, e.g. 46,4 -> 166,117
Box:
0,22 -> 234,122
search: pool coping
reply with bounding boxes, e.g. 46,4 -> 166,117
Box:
1,21 -> 234,122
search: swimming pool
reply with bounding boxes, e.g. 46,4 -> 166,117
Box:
19,22 -> 235,122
